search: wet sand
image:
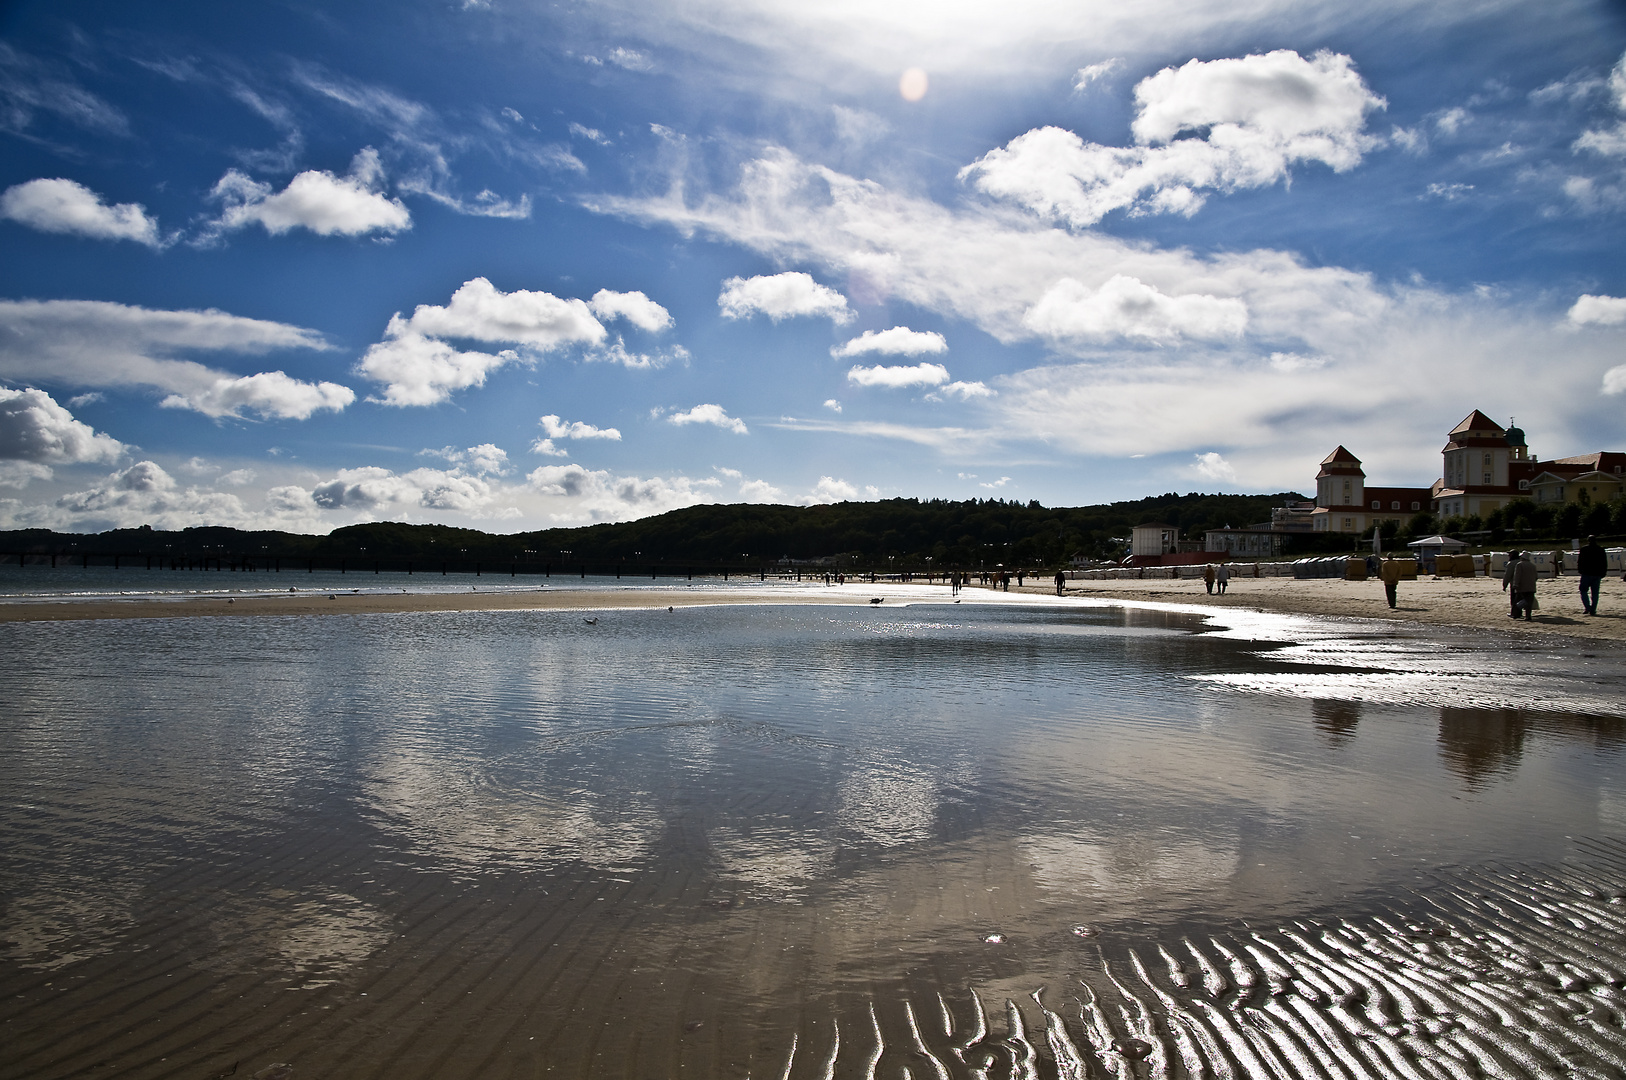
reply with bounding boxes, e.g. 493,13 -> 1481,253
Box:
1031,572 -> 1626,642
4,572 -> 1625,644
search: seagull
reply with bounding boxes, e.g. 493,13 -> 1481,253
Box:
870,597 -> 883,605
583,617 -> 598,625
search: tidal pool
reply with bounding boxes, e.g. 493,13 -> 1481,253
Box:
3,601 -> 1625,1079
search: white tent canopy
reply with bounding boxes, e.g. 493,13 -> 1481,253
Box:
1406,535 -> 1469,550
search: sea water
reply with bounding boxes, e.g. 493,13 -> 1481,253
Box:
3,600 -> 1626,1079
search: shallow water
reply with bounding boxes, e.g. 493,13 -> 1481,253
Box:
3,601 -> 1625,1079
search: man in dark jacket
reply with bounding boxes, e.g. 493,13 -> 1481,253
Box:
1578,535 -> 1608,615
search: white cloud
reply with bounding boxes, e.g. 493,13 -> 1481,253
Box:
386,277 -> 605,348
1573,54 -> 1626,158
357,333 -> 520,407
1073,59 -> 1122,91
1423,182 -> 1474,201
607,47 -> 653,72
159,370 -> 354,420
585,338 -> 686,369
1568,293 -> 1626,326
1604,365 -> 1626,395
311,465 -> 496,514
846,362 -> 950,388
928,380 -> 995,400
0,460 -> 53,488
19,460 -> 322,533
0,178 -> 162,246
0,299 -> 345,418
210,148 -> 411,237
570,122 -> 611,144
0,386 -> 125,465
588,289 -> 673,332
67,391 -> 104,407
540,414 -> 623,440
668,403 -> 748,433
422,443 -> 511,475
1024,275 -> 1247,344
359,277 -> 613,405
822,398 -> 842,412
533,413 -> 621,455
1433,106 -> 1471,136
979,476 -> 1011,489
806,476 -> 858,503
830,326 -> 947,357
218,468 -> 257,486
1267,351 -> 1324,372
961,50 -> 1385,227
717,272 -> 853,323
1190,451 -> 1238,483
525,462 -> 713,522
831,105 -> 889,146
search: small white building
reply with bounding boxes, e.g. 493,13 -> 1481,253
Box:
1130,522 -> 1179,559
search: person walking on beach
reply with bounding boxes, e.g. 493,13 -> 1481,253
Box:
1578,535 -> 1607,615
1504,550 -> 1538,620
1552,548 -> 1566,580
1054,570 -> 1066,595
1380,557 -> 1403,609
1216,563 -> 1230,595
1203,563 -> 1215,594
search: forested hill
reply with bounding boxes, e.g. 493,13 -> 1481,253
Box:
2,491 -> 1305,567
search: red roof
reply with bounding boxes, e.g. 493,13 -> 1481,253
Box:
1320,445 -> 1361,465
1448,410 -> 1503,437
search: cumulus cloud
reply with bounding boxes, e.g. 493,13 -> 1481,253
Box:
823,398 -> 842,412
541,414 -> 622,440
667,403 -> 748,433
0,299 -> 346,419
311,465 -> 496,514
158,370 -> 354,420
358,277 -> 614,405
717,272 -> 853,322
0,178 -> 162,246
588,288 -> 673,331
830,326 -> 947,357
1602,365 -> 1626,395
806,476 -> 860,503
532,413 -> 621,455
607,47 -> 653,72
961,50 -> 1385,227
1568,293 -> 1626,326
1190,451 -> 1238,483
0,387 -> 124,476
846,362 -> 950,388
1022,274 -> 1248,344
525,462 -> 714,522
927,380 -> 995,401
210,147 -> 411,237
21,460 -> 322,533
422,443 -> 511,475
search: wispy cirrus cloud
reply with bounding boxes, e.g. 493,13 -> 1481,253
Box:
0,299 -> 350,419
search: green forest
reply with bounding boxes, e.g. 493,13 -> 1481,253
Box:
4,491 -> 1304,569
8,489 -> 1621,571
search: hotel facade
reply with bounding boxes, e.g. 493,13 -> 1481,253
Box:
1312,410 -> 1624,534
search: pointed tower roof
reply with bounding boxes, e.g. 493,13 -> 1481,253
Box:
1320,445 -> 1361,465
1448,410 -> 1504,437
1316,446 -> 1364,479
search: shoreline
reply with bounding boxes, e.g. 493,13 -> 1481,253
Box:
1,572 -> 1624,645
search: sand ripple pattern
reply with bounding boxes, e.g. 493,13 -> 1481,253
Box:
785,839 -> 1626,1080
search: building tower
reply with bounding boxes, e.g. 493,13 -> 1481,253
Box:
1312,446 -> 1366,533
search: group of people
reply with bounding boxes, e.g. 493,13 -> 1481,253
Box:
1201,563 -> 1230,595
1501,535 -> 1611,620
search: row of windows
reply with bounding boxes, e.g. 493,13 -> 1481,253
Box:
1370,500 -> 1423,511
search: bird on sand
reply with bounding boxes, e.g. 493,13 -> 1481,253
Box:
869,597 -> 883,604
583,617 -> 598,624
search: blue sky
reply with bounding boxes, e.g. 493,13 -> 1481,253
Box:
2,0 -> 1624,532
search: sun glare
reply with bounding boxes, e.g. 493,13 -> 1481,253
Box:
899,67 -> 928,102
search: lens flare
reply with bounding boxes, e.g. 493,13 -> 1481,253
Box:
899,68 -> 928,102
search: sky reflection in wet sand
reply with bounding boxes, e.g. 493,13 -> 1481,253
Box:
3,601 -> 1625,1079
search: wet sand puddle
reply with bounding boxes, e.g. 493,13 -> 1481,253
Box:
3,603 -> 1626,1078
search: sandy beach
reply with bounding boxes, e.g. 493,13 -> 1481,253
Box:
3,570 -> 1624,644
